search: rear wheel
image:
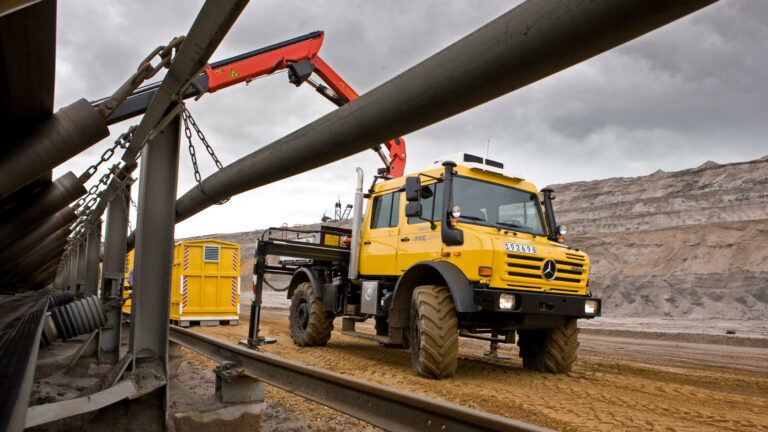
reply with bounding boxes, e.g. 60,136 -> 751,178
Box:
517,318 -> 579,373
289,282 -> 333,346
410,285 -> 458,379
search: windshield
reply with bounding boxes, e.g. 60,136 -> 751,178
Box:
452,176 -> 546,235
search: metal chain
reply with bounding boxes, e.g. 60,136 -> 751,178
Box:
93,36 -> 186,119
75,162 -> 121,216
78,126 -> 136,184
180,104 -> 229,204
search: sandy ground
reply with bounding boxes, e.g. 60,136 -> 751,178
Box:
182,307 -> 768,431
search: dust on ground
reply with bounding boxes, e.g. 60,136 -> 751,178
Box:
180,310 -> 768,431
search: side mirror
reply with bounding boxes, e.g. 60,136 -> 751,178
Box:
405,202 -> 422,218
405,176 -> 421,202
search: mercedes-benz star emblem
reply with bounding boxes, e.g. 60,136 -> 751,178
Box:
541,259 -> 557,280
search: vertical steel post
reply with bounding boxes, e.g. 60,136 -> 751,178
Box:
75,241 -> 87,295
83,221 -> 102,297
100,182 -> 131,359
129,114 -> 180,366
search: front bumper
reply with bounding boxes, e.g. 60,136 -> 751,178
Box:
473,287 -> 601,318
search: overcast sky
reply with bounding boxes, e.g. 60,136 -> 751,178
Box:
52,1 -> 768,238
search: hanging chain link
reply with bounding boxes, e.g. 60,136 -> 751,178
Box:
94,36 -> 186,119
180,104 -> 229,204
78,126 -> 136,184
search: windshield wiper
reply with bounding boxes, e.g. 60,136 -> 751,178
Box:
459,215 -> 486,221
495,221 -> 529,232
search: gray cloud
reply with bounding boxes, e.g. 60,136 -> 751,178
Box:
52,1 -> 768,237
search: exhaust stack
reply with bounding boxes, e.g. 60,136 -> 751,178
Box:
348,168 -> 364,281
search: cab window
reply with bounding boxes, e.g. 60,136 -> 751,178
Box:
407,182 -> 443,224
370,192 -> 400,229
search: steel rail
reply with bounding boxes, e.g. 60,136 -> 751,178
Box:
169,325 -> 550,432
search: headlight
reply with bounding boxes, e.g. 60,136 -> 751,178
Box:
499,294 -> 516,310
584,299 -> 599,315
558,224 -> 567,236
451,205 -> 461,218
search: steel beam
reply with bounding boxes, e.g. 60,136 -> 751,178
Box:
0,172 -> 85,249
120,0 -> 249,163
0,207 -> 75,264
100,182 -> 130,356
75,241 -> 87,295
128,114 -> 180,364
83,221 -> 102,297
67,251 -> 78,291
0,99 -> 109,200
173,0 -> 717,221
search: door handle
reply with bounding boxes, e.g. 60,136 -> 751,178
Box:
400,237 -> 410,242
363,241 -> 371,245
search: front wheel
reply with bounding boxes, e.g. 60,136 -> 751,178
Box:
517,318 -> 579,373
289,282 -> 334,346
410,285 -> 458,379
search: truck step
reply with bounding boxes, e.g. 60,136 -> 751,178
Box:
340,330 -> 389,344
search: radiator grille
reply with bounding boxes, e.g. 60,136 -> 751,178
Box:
504,253 -> 587,287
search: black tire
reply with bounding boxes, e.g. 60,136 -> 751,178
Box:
289,282 -> 334,346
410,285 -> 458,379
517,318 -> 579,373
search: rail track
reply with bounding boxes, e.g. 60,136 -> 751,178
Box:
169,325 -> 549,432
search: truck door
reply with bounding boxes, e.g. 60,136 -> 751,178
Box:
359,191 -> 401,276
397,182 -> 443,273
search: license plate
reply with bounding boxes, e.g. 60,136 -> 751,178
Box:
504,242 -> 537,255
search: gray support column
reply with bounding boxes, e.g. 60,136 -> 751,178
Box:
75,240 -> 87,296
67,253 -> 77,291
83,221 -> 102,297
100,182 -> 130,358
129,114 -> 180,365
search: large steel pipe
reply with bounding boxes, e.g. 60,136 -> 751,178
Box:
0,207 -> 75,264
0,227 -> 70,274
0,239 -> 67,288
0,98 -> 108,200
0,172 -> 85,249
174,0 -> 716,221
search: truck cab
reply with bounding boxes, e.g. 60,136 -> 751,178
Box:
253,153 -> 600,378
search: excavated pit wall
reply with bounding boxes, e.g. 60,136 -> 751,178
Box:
553,155 -> 768,319
183,156 -> 768,320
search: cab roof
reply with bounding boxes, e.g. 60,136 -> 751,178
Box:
372,164 -> 540,195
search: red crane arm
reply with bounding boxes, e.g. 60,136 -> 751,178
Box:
200,31 -> 406,177
205,33 -> 325,93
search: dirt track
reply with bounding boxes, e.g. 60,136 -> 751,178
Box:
187,310 -> 768,431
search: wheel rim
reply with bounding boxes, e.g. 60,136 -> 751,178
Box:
296,300 -> 310,332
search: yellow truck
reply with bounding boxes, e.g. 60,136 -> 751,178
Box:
124,239 -> 241,326
251,154 -> 600,378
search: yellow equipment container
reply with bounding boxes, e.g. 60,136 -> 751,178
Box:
122,239 -> 241,326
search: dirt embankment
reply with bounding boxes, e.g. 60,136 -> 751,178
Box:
551,155 -> 768,319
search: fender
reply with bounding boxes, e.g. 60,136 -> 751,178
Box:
389,260 -> 479,327
287,267 -> 323,299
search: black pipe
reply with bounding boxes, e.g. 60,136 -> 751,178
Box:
0,99 -> 108,200
173,0 -> 717,222
0,207 -> 75,264
0,172 -> 85,249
